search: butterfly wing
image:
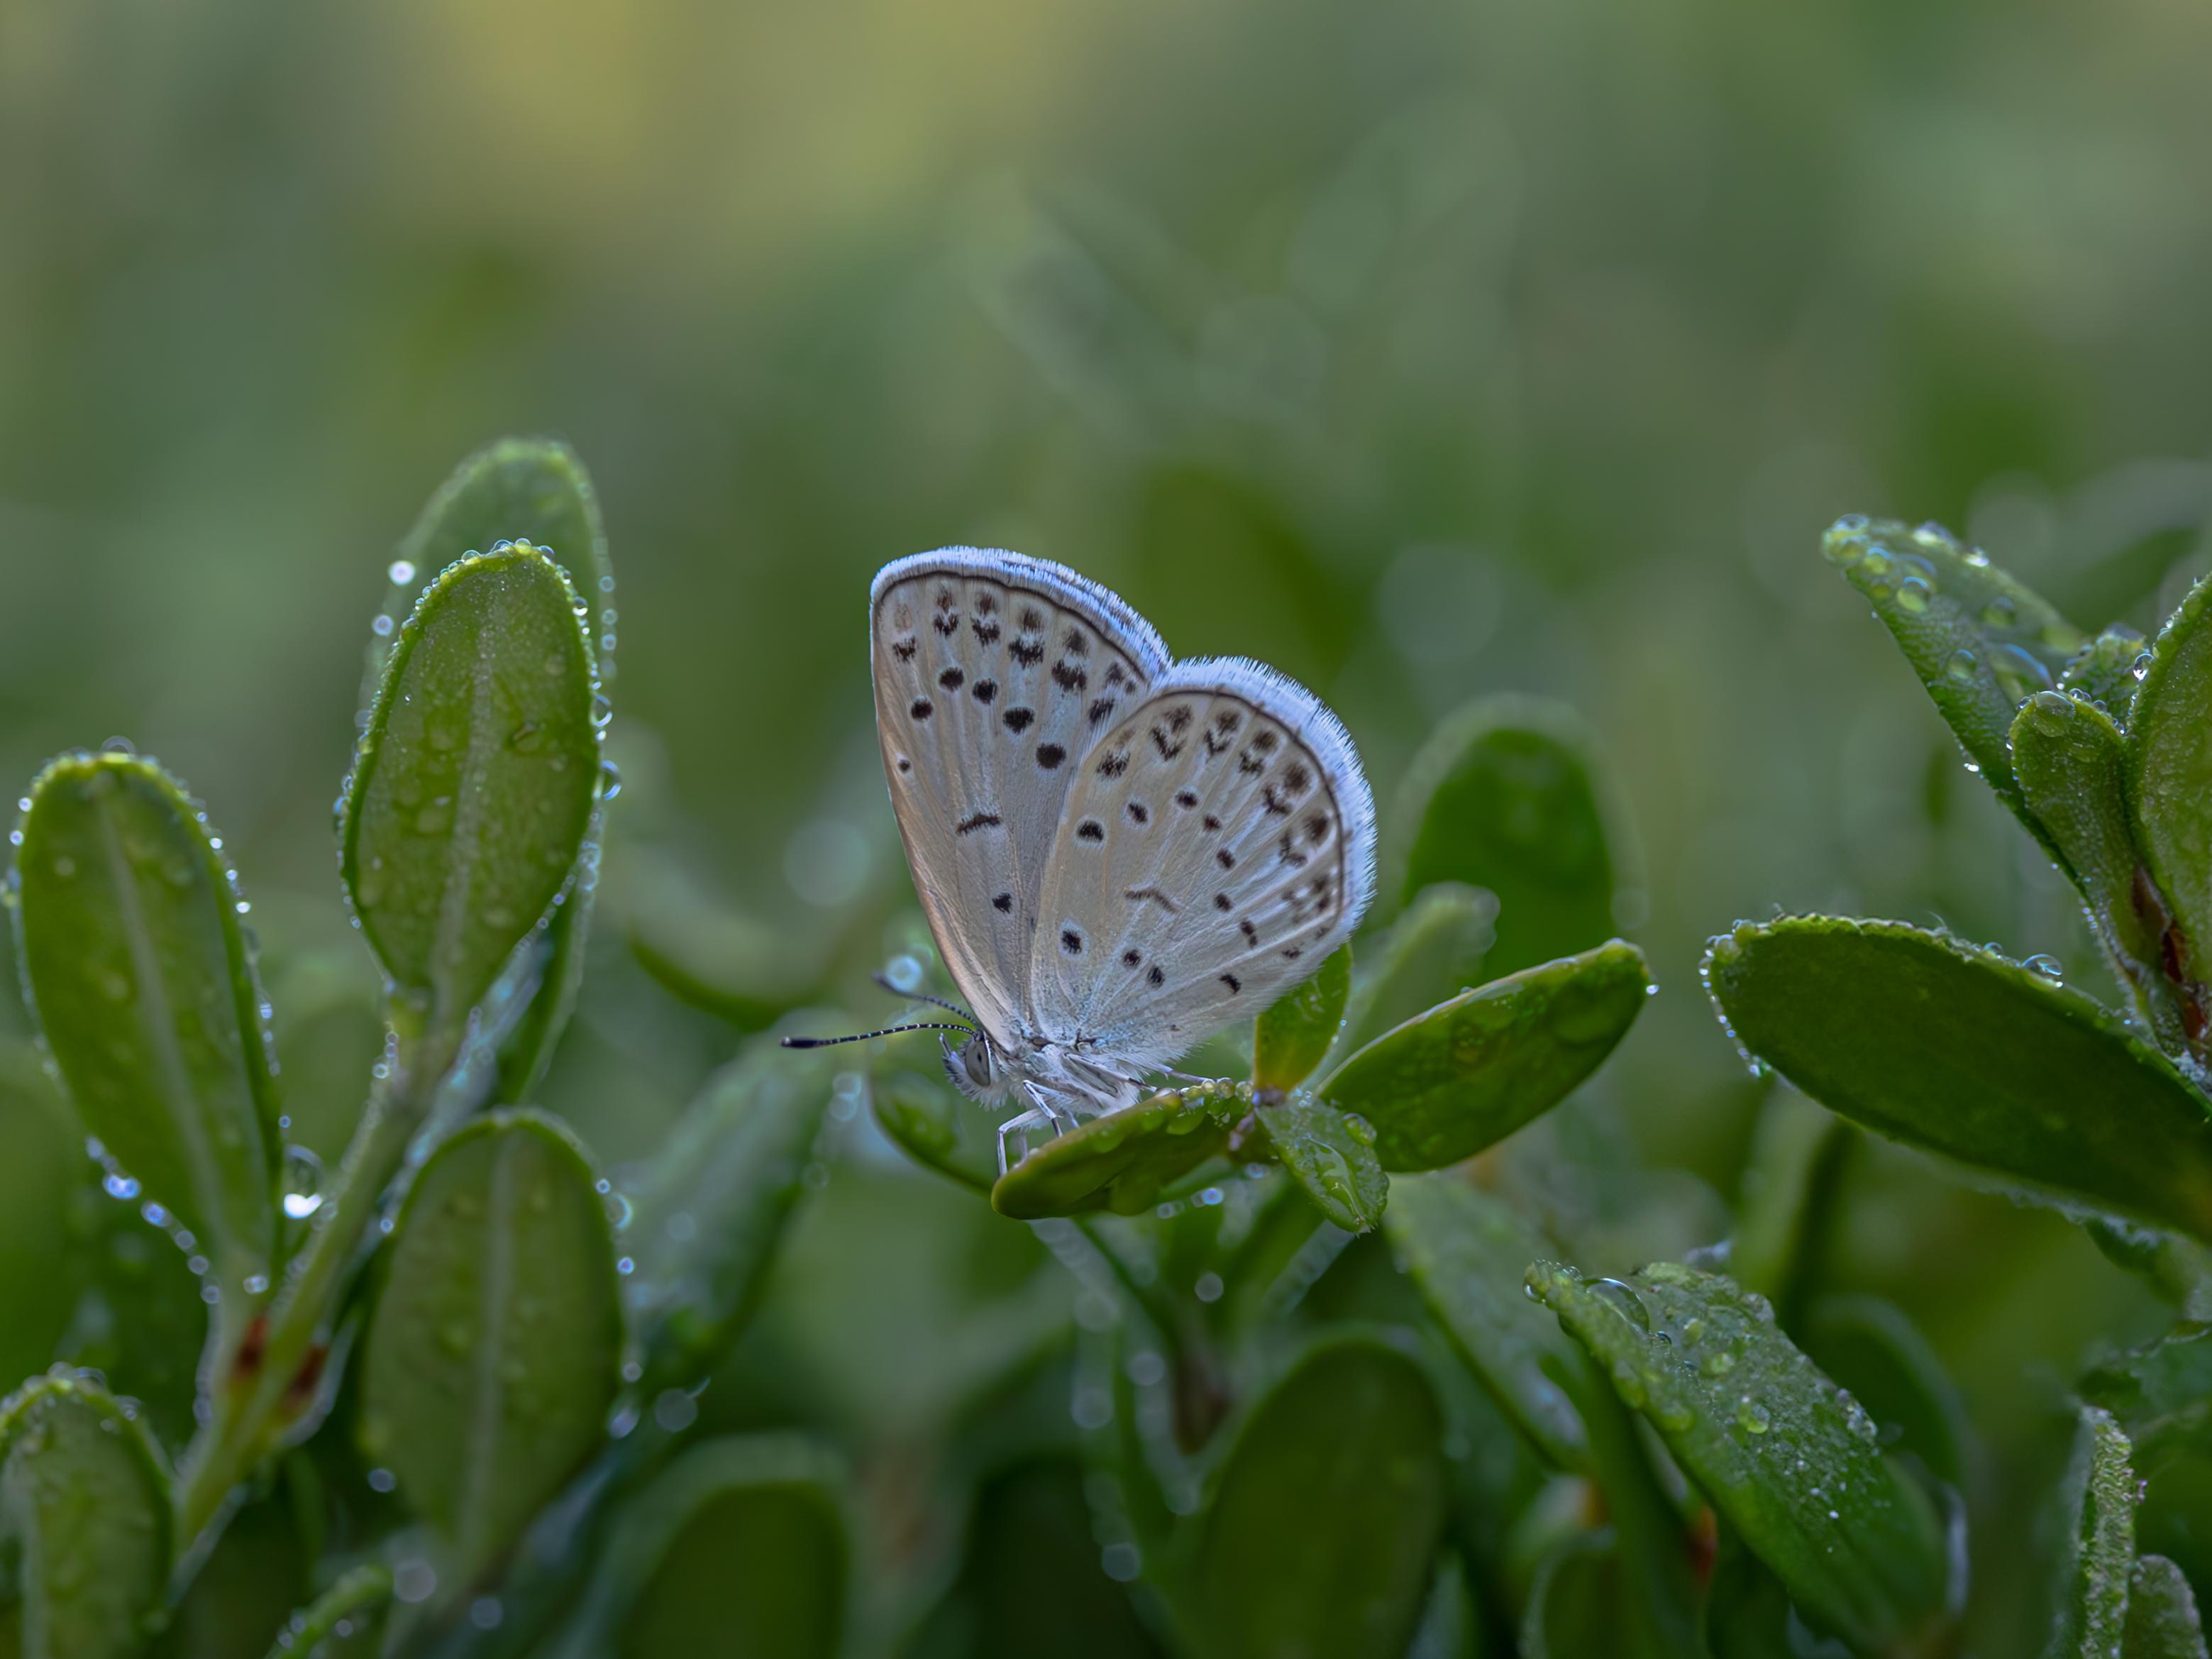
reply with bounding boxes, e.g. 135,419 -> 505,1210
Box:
1027,658 -> 1377,1071
872,549 -> 1171,1047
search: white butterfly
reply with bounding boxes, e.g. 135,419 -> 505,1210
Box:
862,549 -> 1376,1166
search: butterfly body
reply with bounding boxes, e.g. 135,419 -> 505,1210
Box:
871,549 -> 1375,1155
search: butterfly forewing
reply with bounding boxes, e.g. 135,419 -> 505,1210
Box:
1027,658 -> 1376,1069
871,550 -> 1170,1046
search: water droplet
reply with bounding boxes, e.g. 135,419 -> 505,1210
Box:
469,1598 -> 504,1631
370,614 -> 394,638
393,1560 -> 438,1604
1859,544 -> 1894,580
1342,1112 -> 1376,1147
1989,642 -> 2055,698
2135,650 -> 2156,683
1944,649 -> 1978,684
597,761 -> 622,801
101,1172 -> 139,1201
51,854 -> 77,878
388,559 -> 416,585
885,954 -> 924,993
1194,1270 -> 1224,1303
282,1146 -> 326,1220
1981,595 -> 2018,628
1737,1398 -> 1771,1434
1591,1278 -> 1651,1333
1896,575 -> 1932,614
590,692 -> 613,729
243,1273 -> 269,1296
100,737 -> 136,756
1701,1347 -> 1737,1378
2023,954 -> 2063,983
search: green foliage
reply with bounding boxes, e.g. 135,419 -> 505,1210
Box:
1527,1260 -> 1949,1650
1706,917 -> 2212,1239
341,544 -> 602,1042
1250,942 -> 1350,1093
1188,1339 -> 1447,1659
0,1372 -> 171,1659
2125,1558 -> 2211,1659
1318,940 -> 1649,1172
13,753 -> 278,1294
1392,697 -> 1627,979
359,1110 -> 622,1587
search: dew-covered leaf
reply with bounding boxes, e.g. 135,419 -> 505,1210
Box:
1193,1337 -> 1447,1659
1527,1260 -> 1948,1650
2059,623 -> 2150,724
1317,941 -> 1649,1172
1248,1096 -> 1387,1232
2050,1404 -> 2138,1659
1251,943 -> 1351,1093
872,1064 -> 996,1192
1822,514 -> 2084,859
262,1562 -> 392,1659
2126,1556 -> 2211,1659
0,1371 -> 171,1659
385,438 -> 619,1108
341,545 -> 601,1040
1339,883 -> 1497,1055
546,1435 -> 847,1659
1385,1174 -> 1588,1470
2011,693 -> 2189,1053
626,1040 -> 834,1394
359,1109 -> 621,1583
992,1086 -> 1237,1220
2128,575 -> 2212,1054
1707,917 -> 2212,1238
1393,697 -> 1627,977
13,751 -> 278,1290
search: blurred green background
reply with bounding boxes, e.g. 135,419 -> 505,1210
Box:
7,0 -> 2212,1649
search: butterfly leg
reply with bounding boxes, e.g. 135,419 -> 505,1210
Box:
996,1100 -> 1054,1176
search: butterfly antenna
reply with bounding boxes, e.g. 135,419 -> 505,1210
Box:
780,1022 -> 975,1050
871,973 -> 977,1022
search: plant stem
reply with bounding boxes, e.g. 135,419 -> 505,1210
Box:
172,1026 -> 458,1555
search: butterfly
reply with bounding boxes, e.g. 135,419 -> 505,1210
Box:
791,549 -> 1376,1169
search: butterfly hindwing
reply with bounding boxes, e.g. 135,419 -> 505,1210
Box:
872,549 -> 1170,1047
1027,658 -> 1377,1070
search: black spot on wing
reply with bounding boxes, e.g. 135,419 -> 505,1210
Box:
1036,743 -> 1066,769
992,892 -> 1013,913
1061,928 -> 1084,954
910,698 -> 934,720
1003,707 -> 1034,734
973,678 -> 997,705
938,666 -> 966,692
1077,820 -> 1105,843
955,812 -> 1001,835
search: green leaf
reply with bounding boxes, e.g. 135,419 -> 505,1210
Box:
1705,917 -> 2212,1240
1799,1294 -> 1969,1491
626,1040 -> 833,1394
341,545 -> 602,1040
382,437 -> 619,1109
2081,1322 -> 2212,1477
2011,692 -> 2189,1052
1385,1174 -> 1589,1470
1317,941 -> 1650,1172
2128,575 -> 2212,1049
2127,1556 -> 2210,1659
872,1065 -> 996,1192
13,751 -> 278,1290
396,437 -> 614,622
1519,1533 -> 1693,1659
1193,1337 -> 1447,1659
992,1086 -> 1237,1220
1249,1098 -> 1387,1232
1728,1087 -> 1849,1322
548,1435 -> 846,1659
1251,944 -> 1351,1093
0,1371 -> 171,1659
262,1563 -> 392,1658
2050,1405 -> 2138,1658
1339,883 -> 1496,1055
2059,623 -> 2150,723
359,1109 -> 621,1582
1527,1260 -> 1948,1650
1393,697 -> 1628,977
1822,514 -> 2084,858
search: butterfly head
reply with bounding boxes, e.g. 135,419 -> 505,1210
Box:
941,1030 -> 1016,1105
